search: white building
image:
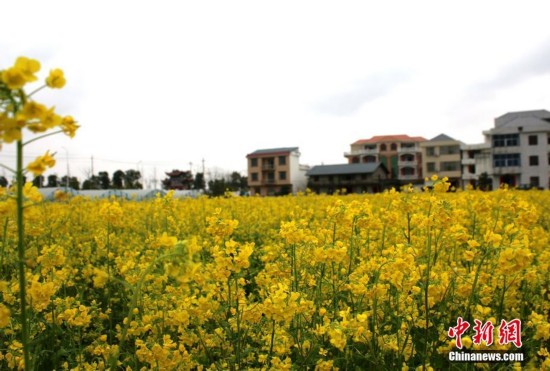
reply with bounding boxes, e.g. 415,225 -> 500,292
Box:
482,110 -> 550,189
460,143 -> 492,189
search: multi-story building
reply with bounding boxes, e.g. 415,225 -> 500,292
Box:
246,147 -> 309,196
420,134 -> 462,189
344,135 -> 427,183
482,110 -> 550,189
306,163 -> 389,194
460,143 -> 492,189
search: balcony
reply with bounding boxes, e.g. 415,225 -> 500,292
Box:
344,148 -> 379,157
398,160 -> 417,167
398,146 -> 419,154
262,164 -> 275,170
262,178 -> 277,185
492,166 -> 521,175
461,158 -> 475,165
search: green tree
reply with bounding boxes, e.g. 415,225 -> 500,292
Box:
193,172 -> 206,190
68,176 -> 80,190
98,171 -> 110,189
0,176 -> 8,187
208,178 -> 228,197
47,174 -> 59,188
32,175 -> 45,188
81,173 -> 100,190
113,170 -> 124,189
124,169 -> 142,189
477,172 -> 492,191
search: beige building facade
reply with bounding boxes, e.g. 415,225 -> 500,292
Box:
420,134 -> 462,189
246,147 -> 308,196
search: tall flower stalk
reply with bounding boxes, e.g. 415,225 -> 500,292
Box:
0,56 -> 78,370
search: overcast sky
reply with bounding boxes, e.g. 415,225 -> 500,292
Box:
2,1 -> 550,187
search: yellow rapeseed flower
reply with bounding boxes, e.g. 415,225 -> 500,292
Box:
26,151 -> 56,176
1,67 -> 26,90
45,69 -> 66,89
0,303 -> 10,328
14,56 -> 41,82
0,113 -> 25,143
61,115 -> 79,138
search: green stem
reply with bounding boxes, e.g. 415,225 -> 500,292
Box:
16,140 -> 31,370
267,319 -> 276,367
0,217 -> 8,276
26,84 -> 47,98
23,129 -> 63,147
0,163 -> 16,173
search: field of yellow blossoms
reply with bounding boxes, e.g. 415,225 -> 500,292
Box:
0,185 -> 549,370
1,56 -> 549,370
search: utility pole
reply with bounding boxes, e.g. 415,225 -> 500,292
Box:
91,155 -> 94,177
63,147 -> 70,191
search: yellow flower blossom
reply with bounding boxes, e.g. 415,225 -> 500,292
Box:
14,56 -> 41,82
0,304 -> 10,328
46,68 -> 66,88
1,67 -> 26,89
61,115 -> 79,137
26,150 -> 56,176
27,278 -> 57,312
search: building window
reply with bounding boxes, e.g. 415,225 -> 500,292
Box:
390,143 -> 397,151
380,144 -> 387,151
492,134 -> 519,147
427,162 -> 436,172
251,158 -> 258,167
401,142 -> 415,149
263,158 -> 275,169
364,144 -> 376,150
251,172 -> 258,181
279,171 -> 286,181
278,156 -> 286,166
529,155 -> 539,166
441,161 -> 460,171
530,176 -> 540,187
528,135 -> 538,146
440,145 -> 460,155
400,154 -> 414,162
401,167 -> 415,176
426,147 -> 436,157
364,155 -> 377,163
468,165 -> 476,174
493,153 -> 520,167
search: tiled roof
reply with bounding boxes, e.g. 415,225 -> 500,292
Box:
429,133 -> 457,142
247,147 -> 299,157
307,163 -> 386,176
352,135 -> 427,145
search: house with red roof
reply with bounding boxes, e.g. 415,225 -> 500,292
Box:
344,134 -> 427,183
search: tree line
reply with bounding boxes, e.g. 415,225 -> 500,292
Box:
0,169 -> 249,196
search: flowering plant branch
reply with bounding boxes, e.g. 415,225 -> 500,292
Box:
0,56 -> 79,370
